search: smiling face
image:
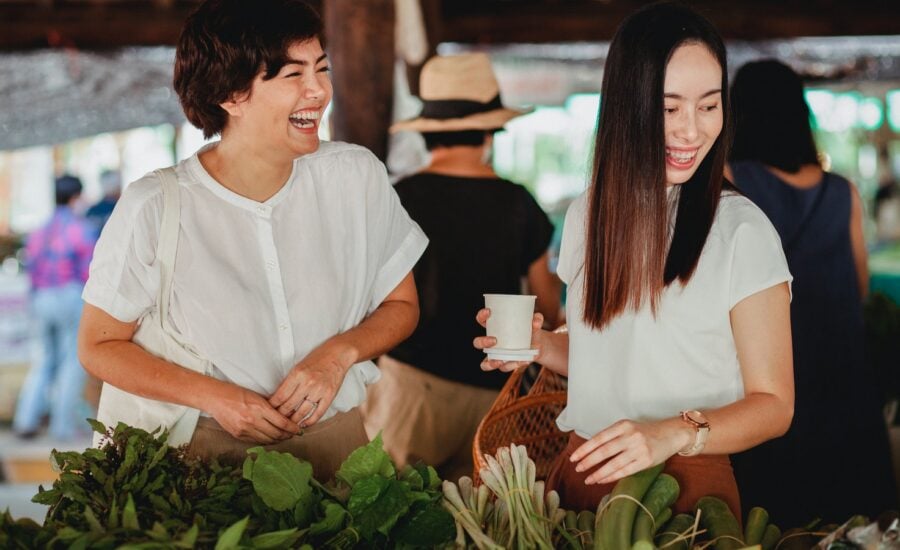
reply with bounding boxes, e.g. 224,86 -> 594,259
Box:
663,42 -> 724,186
221,39 -> 332,160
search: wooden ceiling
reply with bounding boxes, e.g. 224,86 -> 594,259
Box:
0,0 -> 897,51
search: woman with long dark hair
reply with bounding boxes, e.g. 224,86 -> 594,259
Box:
728,59 -> 896,525
476,2 -> 794,516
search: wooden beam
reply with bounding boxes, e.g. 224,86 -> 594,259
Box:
0,2 -> 197,50
324,0 -> 395,162
0,0 -> 322,51
436,3 -> 900,44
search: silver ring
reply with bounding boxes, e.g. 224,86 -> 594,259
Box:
298,400 -> 319,424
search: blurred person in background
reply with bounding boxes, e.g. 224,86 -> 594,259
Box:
727,58 -> 897,525
14,174 -> 97,440
361,53 -> 561,482
85,168 -> 122,234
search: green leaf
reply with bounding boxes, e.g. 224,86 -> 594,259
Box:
243,448 -> 313,512
348,477 -> 411,539
309,501 -> 349,537
215,516 -> 249,550
147,521 -> 170,541
174,524 -> 199,549
122,493 -> 140,531
83,505 -> 105,534
107,497 -> 120,530
391,503 -> 456,546
242,451 -> 258,481
250,528 -> 301,549
292,490 -> 317,527
398,465 -> 424,492
87,418 -> 108,435
335,433 -> 395,488
31,486 -> 59,505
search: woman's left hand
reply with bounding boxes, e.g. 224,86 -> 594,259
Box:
570,418 -> 688,484
269,341 -> 356,428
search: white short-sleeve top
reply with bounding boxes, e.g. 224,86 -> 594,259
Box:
83,141 -> 428,419
556,189 -> 792,439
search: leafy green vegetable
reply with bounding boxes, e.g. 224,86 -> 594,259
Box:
242,447 -> 313,512
0,420 -> 456,549
335,433 -> 395,488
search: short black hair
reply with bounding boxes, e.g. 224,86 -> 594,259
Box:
730,59 -> 819,172
422,130 -> 497,151
174,0 -> 324,139
55,175 -> 83,206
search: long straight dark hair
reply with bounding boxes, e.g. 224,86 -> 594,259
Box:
583,1 -> 731,329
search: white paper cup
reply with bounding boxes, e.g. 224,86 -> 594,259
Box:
483,294 -> 536,350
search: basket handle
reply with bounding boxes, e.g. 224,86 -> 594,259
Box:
487,364 -> 528,410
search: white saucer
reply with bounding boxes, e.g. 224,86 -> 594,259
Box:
485,348 -> 539,362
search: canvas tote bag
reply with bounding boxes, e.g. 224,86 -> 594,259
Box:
94,167 -> 211,447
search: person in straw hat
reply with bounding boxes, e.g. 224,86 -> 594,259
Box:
361,52 -> 561,482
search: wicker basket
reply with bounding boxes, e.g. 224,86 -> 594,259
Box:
472,365 -> 568,483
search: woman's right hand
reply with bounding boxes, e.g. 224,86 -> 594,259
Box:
473,308 -> 546,372
206,383 -> 299,444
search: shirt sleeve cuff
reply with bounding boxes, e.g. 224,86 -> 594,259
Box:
82,282 -> 148,323
369,225 -> 429,313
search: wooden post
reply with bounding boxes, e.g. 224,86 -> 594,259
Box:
324,0 -> 395,162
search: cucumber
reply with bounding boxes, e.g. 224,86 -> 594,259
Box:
655,513 -> 695,550
631,474 -> 680,545
694,496 -> 743,550
594,463 -> 664,550
652,508 -> 672,536
760,524 -> 781,550
744,507 -> 769,545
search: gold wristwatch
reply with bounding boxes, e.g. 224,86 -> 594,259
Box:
677,410 -> 710,456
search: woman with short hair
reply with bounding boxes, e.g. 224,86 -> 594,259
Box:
78,0 -> 427,479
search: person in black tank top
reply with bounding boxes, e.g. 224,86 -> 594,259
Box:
360,53 -> 561,482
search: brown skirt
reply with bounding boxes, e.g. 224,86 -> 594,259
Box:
546,432 -> 742,521
186,408 -> 369,481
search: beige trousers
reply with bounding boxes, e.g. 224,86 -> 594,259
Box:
360,355 -> 499,483
186,408 -> 369,482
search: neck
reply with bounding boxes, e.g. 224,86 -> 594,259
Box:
766,163 -> 823,189
199,135 -> 296,202
425,145 -> 496,178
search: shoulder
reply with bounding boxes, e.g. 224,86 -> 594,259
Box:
715,192 -> 770,226
565,192 -> 589,226
100,170 -> 168,239
711,192 -> 779,245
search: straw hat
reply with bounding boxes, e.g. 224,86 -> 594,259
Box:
390,53 -> 532,133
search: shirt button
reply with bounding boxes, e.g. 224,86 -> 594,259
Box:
257,206 -> 267,215
279,324 -> 288,331
266,260 -> 276,269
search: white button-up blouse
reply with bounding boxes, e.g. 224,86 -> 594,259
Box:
83,141 -> 428,419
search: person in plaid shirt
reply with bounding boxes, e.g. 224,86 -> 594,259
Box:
14,174 -> 97,440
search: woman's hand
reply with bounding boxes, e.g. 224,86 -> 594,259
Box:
569,417 -> 692,484
473,308 -> 547,372
269,340 -> 356,428
206,383 -> 299,444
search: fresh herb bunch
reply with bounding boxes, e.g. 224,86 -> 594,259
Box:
30,420 -> 260,548
0,420 -> 455,549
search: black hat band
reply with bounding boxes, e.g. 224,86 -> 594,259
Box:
419,94 -> 503,120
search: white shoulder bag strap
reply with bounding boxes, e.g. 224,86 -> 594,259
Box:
94,167 -> 209,448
